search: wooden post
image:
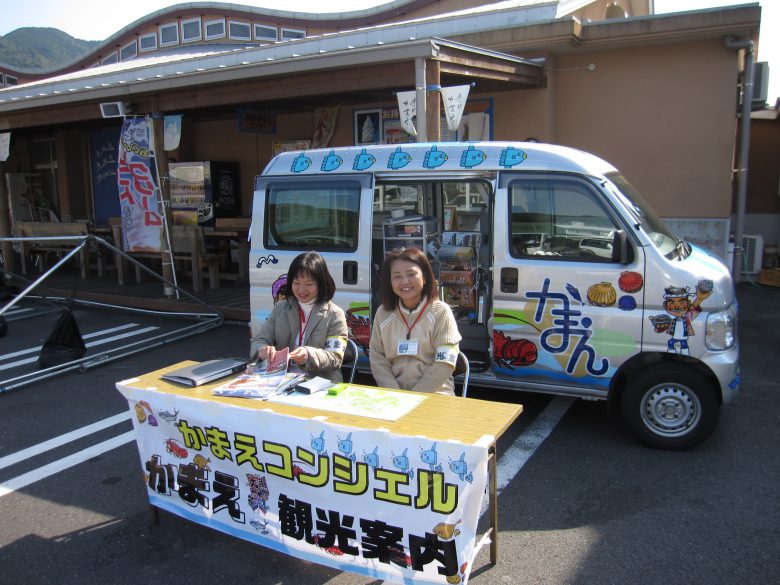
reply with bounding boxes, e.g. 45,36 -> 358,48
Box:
426,60 -> 441,142
0,161 -> 15,273
150,114 -> 177,298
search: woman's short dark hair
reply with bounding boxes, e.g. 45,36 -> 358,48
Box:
379,247 -> 438,311
288,251 -> 336,304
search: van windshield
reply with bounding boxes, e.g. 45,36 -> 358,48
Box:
605,173 -> 687,259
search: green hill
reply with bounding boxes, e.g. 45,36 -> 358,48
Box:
0,27 -> 100,71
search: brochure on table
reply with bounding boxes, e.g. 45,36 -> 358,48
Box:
212,348 -> 304,399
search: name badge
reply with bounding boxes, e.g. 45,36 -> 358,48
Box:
397,339 -> 419,356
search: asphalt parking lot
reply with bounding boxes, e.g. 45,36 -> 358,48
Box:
0,282 -> 778,584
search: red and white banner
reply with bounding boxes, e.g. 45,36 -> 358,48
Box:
117,117 -> 162,252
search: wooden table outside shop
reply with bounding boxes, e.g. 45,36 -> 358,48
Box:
205,218 -> 250,283
117,361 -> 522,584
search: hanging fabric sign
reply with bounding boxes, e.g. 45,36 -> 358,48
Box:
117,117 -> 162,252
163,115 -> 182,151
396,90 -> 418,137
0,132 -> 10,161
439,85 -> 471,131
311,104 -> 341,148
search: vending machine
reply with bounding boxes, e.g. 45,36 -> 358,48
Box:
168,161 -> 240,227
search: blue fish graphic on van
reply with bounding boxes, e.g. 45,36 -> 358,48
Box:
499,146 -> 527,168
291,152 -> 312,173
422,145 -> 448,169
387,147 -> 412,170
460,145 -> 487,168
320,150 -> 343,172
353,148 -> 376,171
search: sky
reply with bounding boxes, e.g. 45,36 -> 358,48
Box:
1,0 -> 777,102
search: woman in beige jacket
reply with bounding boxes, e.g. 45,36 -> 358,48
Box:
251,251 -> 348,382
370,247 -> 461,394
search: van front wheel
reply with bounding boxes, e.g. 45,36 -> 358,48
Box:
620,364 -> 720,450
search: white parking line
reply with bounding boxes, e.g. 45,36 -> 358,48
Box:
0,411 -> 132,471
0,325 -> 159,370
480,395 -> 574,516
0,431 -> 136,498
0,323 -> 141,362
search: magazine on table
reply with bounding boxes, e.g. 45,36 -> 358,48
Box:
211,348 -> 304,399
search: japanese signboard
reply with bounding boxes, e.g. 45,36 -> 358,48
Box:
117,381 -> 489,584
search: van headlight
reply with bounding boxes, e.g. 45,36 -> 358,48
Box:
706,304 -> 737,350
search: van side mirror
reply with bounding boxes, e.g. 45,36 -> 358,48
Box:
611,230 -> 631,264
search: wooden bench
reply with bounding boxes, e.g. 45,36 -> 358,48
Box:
111,224 -> 225,293
14,221 -> 90,278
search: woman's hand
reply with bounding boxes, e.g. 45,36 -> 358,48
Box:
289,346 -> 309,366
255,345 -> 275,363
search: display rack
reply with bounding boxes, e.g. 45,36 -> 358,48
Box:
439,231 -> 481,320
382,216 -> 438,258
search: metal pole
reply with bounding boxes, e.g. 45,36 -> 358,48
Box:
149,114 -> 179,298
724,36 -> 754,283
415,58 -> 428,142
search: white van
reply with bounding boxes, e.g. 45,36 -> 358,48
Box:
249,142 -> 739,450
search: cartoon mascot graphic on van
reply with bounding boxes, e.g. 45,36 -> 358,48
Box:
649,280 -> 713,355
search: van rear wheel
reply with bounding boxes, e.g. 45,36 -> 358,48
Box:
620,364 -> 720,450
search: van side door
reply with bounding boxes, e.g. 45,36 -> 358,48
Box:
249,174 -> 374,345
493,173 -> 645,398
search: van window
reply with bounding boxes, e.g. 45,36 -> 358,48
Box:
265,181 -> 359,250
509,177 -> 620,262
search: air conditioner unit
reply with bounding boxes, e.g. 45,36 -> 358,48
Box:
752,62 -> 769,105
742,234 -> 764,275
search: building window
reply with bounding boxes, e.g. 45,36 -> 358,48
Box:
120,40 -> 138,61
205,18 -> 225,40
254,24 -> 278,41
5,75 -> 18,85
181,17 -> 202,43
228,21 -> 251,41
101,52 -> 118,66
281,28 -> 306,40
139,33 -> 157,52
160,22 -> 179,47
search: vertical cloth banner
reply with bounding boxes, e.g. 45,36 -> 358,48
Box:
440,85 -> 471,131
163,115 -> 182,152
117,117 -> 162,252
311,104 -> 341,148
396,90 -> 418,137
0,132 -> 10,161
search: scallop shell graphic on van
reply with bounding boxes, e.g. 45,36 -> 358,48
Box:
618,270 -> 644,293
499,146 -> 527,168
423,145 -> 448,169
352,148 -> 376,171
587,282 -> 617,307
387,146 -> 412,169
291,152 -> 312,173
320,150 -> 343,172
460,145 -> 487,168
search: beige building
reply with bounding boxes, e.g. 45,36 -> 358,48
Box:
0,0 -> 773,277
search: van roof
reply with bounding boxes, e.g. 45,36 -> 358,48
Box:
261,141 -> 618,177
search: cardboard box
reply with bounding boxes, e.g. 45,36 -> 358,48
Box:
758,268 -> 780,288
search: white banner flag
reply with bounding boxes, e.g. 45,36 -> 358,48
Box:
396,90 -> 418,137
163,115 -> 182,151
0,132 -> 10,162
440,85 -> 470,131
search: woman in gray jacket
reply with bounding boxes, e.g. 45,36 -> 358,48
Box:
251,251 -> 348,382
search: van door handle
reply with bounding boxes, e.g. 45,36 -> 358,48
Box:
343,261 -> 358,285
500,267 -> 518,293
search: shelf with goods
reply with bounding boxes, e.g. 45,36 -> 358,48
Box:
382,217 -> 439,259
438,231 -> 481,321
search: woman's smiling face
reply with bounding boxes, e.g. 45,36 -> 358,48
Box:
390,259 -> 424,309
291,271 -> 318,304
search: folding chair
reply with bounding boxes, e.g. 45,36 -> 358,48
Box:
342,338 -> 359,384
454,351 -> 470,397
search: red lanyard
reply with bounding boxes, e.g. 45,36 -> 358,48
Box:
397,300 -> 429,340
298,307 -> 312,346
